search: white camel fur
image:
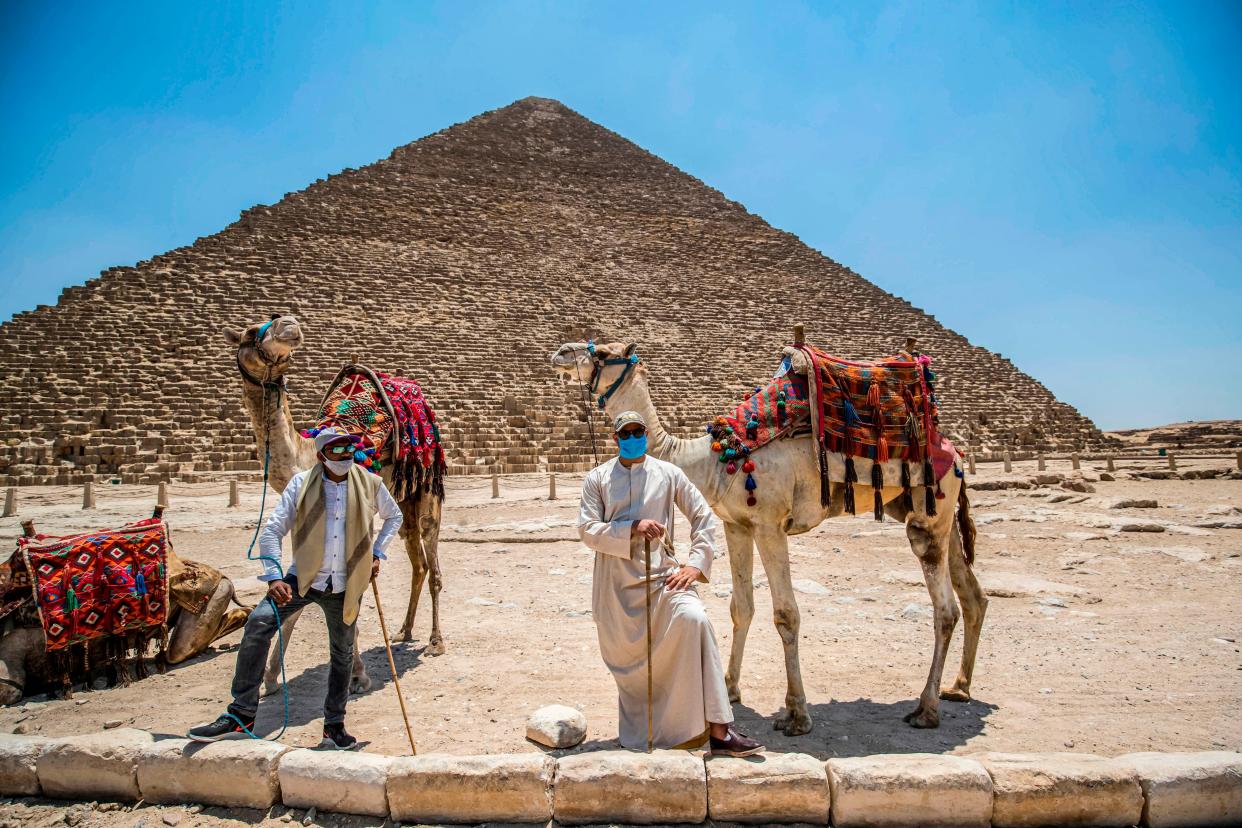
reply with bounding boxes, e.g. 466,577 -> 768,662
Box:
553,340 -> 986,735
225,315 -> 445,697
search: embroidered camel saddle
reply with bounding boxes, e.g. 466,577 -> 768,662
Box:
706,343 -> 960,519
302,363 -> 447,502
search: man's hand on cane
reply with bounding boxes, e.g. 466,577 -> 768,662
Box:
371,557 -> 381,581
631,519 -> 664,540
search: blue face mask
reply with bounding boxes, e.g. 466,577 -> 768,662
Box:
618,434 -> 648,460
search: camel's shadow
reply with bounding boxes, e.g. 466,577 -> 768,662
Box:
249,642 -> 425,735
731,696 -> 997,760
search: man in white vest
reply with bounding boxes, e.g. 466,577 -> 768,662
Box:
188,426 -> 402,749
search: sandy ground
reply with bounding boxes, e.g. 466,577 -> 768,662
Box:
1,457 -> 1240,825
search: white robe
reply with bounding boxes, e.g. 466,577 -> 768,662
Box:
577,455 -> 733,750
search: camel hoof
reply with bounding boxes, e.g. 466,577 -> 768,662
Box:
350,674 -> 373,695
782,714 -> 813,736
260,681 -> 281,698
728,689 -> 742,705
399,629 -> 414,643
939,687 -> 971,703
426,638 -> 446,657
903,706 -> 940,729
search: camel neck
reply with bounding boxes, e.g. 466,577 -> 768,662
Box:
240,380 -> 313,491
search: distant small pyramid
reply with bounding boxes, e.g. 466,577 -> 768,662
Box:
0,97 -> 1104,484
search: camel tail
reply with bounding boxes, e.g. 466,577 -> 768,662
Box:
957,483 -> 977,566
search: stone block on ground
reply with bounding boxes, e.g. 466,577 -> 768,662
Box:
979,752 -> 1142,827
136,737 -> 289,809
1122,751 -> 1242,828
36,727 -> 153,802
279,748 -> 393,817
555,749 -> 707,825
706,752 -> 829,824
827,753 -> 992,828
0,733 -> 51,796
525,704 -> 587,748
387,753 -> 553,823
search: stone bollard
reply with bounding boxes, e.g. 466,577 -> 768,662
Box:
1107,455 -> 1116,472
1003,451 -> 1012,473
2,487 -> 14,518
1236,450 -> 1242,470
157,481 -> 168,509
968,453 -> 976,475
1168,452 -> 1177,471
491,472 -> 499,499
1071,453 -> 1081,470
1037,455 -> 1045,471
548,473 -> 557,501
82,481 -> 95,510
228,480 -> 240,508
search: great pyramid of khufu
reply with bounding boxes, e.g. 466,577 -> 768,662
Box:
0,97 -> 1105,485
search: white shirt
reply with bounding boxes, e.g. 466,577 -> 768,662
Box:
258,468 -> 403,591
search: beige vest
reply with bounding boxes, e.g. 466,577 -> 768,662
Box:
291,464 -> 381,625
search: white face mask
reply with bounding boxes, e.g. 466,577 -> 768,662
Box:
324,457 -> 354,476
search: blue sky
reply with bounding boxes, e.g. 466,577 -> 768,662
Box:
1,1 -> 1239,430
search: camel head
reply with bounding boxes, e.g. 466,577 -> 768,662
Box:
223,315 -> 304,387
551,341 -> 643,407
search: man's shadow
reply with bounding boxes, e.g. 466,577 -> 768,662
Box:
730,696 -> 997,760
246,641 -> 425,736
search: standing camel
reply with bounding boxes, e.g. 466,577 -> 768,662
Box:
224,315 -> 445,696
552,340 -> 985,735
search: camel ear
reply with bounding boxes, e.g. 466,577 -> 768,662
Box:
595,342 -> 624,359
223,327 -> 243,346
624,343 -> 637,358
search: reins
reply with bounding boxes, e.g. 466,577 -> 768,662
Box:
574,341 -> 642,464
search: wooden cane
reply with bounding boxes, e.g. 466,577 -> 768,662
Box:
644,537 -> 653,753
371,577 -> 417,754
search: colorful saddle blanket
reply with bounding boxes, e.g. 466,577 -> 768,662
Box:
19,518 -> 170,652
707,344 -> 953,518
304,364 -> 447,502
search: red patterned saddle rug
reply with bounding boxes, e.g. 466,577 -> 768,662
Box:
707,344 -> 958,519
303,364 -> 447,502
19,518 -> 170,654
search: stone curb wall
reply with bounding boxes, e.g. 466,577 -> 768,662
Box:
1,732 -> 1238,827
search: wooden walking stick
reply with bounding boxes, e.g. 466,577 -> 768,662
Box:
371,576 -> 417,754
644,537 -> 654,753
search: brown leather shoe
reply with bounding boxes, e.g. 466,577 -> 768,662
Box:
709,725 -> 765,757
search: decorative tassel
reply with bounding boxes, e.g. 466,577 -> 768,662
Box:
742,460 -> 755,473
818,443 -> 831,507
871,458 -> 884,521
135,569 -> 147,596
745,474 -> 757,491
923,458 -> 937,516
726,462 -> 738,475
747,495 -> 757,507
844,456 -> 857,515
901,461 -> 914,511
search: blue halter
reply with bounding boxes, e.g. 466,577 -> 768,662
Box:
587,340 -> 640,410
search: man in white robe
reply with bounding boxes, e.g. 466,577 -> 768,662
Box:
577,410 -> 763,755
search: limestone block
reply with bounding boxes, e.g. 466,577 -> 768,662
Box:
0,733 -> 51,796
525,704 -> 587,748
37,727 -> 153,801
979,752 -> 1142,827
827,753 -> 991,828
706,752 -> 829,824
387,753 -> 553,823
136,737 -> 289,809
554,749 -> 707,825
279,748 -> 393,817
1122,751 -> 1242,827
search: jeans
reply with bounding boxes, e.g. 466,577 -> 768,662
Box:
227,575 -> 355,726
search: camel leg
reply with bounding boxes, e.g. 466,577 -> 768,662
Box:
420,496 -> 445,656
262,605 -> 304,697
754,525 -> 812,736
902,512 -> 959,728
349,625 -> 372,694
398,501 -> 429,643
167,580 -> 245,665
723,521 -> 755,704
0,628 -> 43,706
942,522 -> 987,702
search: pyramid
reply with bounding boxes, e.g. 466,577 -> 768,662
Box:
0,97 -> 1105,485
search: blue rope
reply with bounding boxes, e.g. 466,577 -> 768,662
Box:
227,394 -> 290,742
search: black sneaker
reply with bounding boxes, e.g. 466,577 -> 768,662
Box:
188,713 -> 254,743
709,725 -> 765,757
320,722 -> 359,751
